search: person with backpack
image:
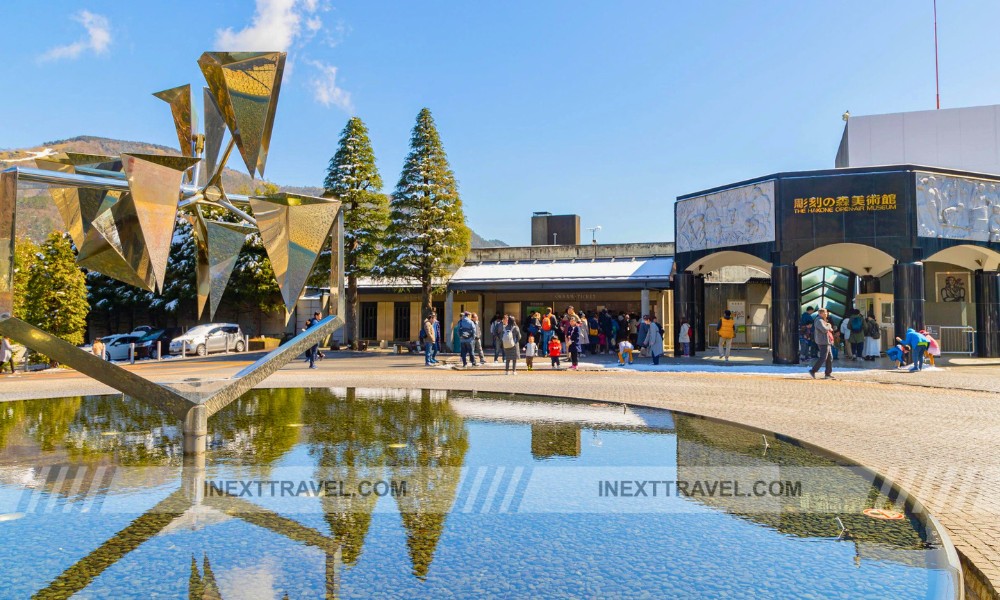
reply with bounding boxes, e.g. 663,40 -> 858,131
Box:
636,316 -> 649,354
678,318 -> 692,357
839,313 -> 853,360
717,310 -> 736,361
421,313 -> 438,366
501,314 -> 521,374
847,309 -> 865,360
862,313 -> 881,360
490,314 -> 505,362
458,312 -> 478,367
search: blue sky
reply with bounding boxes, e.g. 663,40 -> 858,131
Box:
4,1 -> 1000,245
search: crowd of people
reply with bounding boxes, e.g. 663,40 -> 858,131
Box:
420,303 -> 942,376
800,305 -> 940,378
420,306 -> 667,372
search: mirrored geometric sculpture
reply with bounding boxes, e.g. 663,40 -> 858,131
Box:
249,193 -> 341,313
120,153 -> 200,290
75,192 -> 157,291
198,51 -> 285,179
189,209 -> 253,319
201,87 -> 226,187
153,84 -> 197,158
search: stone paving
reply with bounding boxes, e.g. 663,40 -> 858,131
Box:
0,350 -> 998,595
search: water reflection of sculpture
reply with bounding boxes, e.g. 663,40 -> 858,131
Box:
0,52 -> 346,458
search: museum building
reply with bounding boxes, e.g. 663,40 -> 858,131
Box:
299,104 -> 1000,361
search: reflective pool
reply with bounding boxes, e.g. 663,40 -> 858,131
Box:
0,389 -> 959,598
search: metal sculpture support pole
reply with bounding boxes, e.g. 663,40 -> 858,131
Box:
0,170 -> 18,317
183,405 -> 208,455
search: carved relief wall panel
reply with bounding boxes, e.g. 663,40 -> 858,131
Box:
676,180 -> 775,253
916,171 -> 1000,242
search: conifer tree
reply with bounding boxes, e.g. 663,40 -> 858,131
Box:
380,108 -> 470,317
13,238 -> 40,318
24,232 -> 90,353
323,117 -> 389,348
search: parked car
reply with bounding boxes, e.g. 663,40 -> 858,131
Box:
169,324 -> 245,356
106,335 -> 142,361
134,329 -> 178,360
131,326 -> 155,336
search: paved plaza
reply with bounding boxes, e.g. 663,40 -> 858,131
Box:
1,351 -> 998,596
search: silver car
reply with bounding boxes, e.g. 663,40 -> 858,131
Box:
169,323 -> 245,356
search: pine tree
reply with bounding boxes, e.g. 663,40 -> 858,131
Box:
13,238 -> 40,318
323,117 -> 389,348
24,233 -> 90,359
380,108 -> 470,317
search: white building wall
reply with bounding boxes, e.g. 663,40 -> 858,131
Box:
842,104 -> 1000,175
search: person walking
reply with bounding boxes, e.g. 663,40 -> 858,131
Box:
458,312 -> 478,367
472,313 -> 486,364
800,306 -> 816,360
678,319 -> 691,357
567,316 -> 582,370
808,308 -> 835,379
305,311 -> 322,369
717,310 -> 736,361
0,335 -> 14,372
524,335 -> 537,371
501,315 -> 521,374
643,315 -> 664,365
422,313 -> 438,366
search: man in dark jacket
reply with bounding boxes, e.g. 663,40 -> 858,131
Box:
458,313 -> 478,367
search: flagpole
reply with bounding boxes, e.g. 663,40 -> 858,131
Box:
934,0 -> 940,109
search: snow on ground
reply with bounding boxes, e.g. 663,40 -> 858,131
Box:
594,362 -> 882,376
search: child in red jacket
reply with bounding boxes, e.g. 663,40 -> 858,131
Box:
548,336 -> 562,369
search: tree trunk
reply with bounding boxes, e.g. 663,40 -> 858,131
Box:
346,274 -> 359,350
421,279 -> 433,320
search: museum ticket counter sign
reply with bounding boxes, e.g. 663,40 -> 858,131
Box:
674,165 -> 1000,362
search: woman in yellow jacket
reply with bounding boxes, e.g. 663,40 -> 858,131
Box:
717,310 -> 736,362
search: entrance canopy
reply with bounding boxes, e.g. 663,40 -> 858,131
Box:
795,243 -> 896,277
448,257 -> 673,292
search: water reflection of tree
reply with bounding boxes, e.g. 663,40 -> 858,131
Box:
302,387 -> 383,567
386,390 -> 469,578
304,389 -> 469,578
210,388 -> 305,469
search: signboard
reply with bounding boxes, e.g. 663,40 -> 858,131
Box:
778,171 -> 914,262
727,300 -> 746,343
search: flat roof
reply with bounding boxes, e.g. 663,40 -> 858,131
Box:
448,256 -> 673,291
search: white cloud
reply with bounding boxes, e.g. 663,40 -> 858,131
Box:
214,0 -> 320,51
308,60 -> 352,112
39,11 -> 111,62
217,1 -> 353,111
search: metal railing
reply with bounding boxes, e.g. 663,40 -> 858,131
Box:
707,324 -> 771,349
927,325 -> 976,355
